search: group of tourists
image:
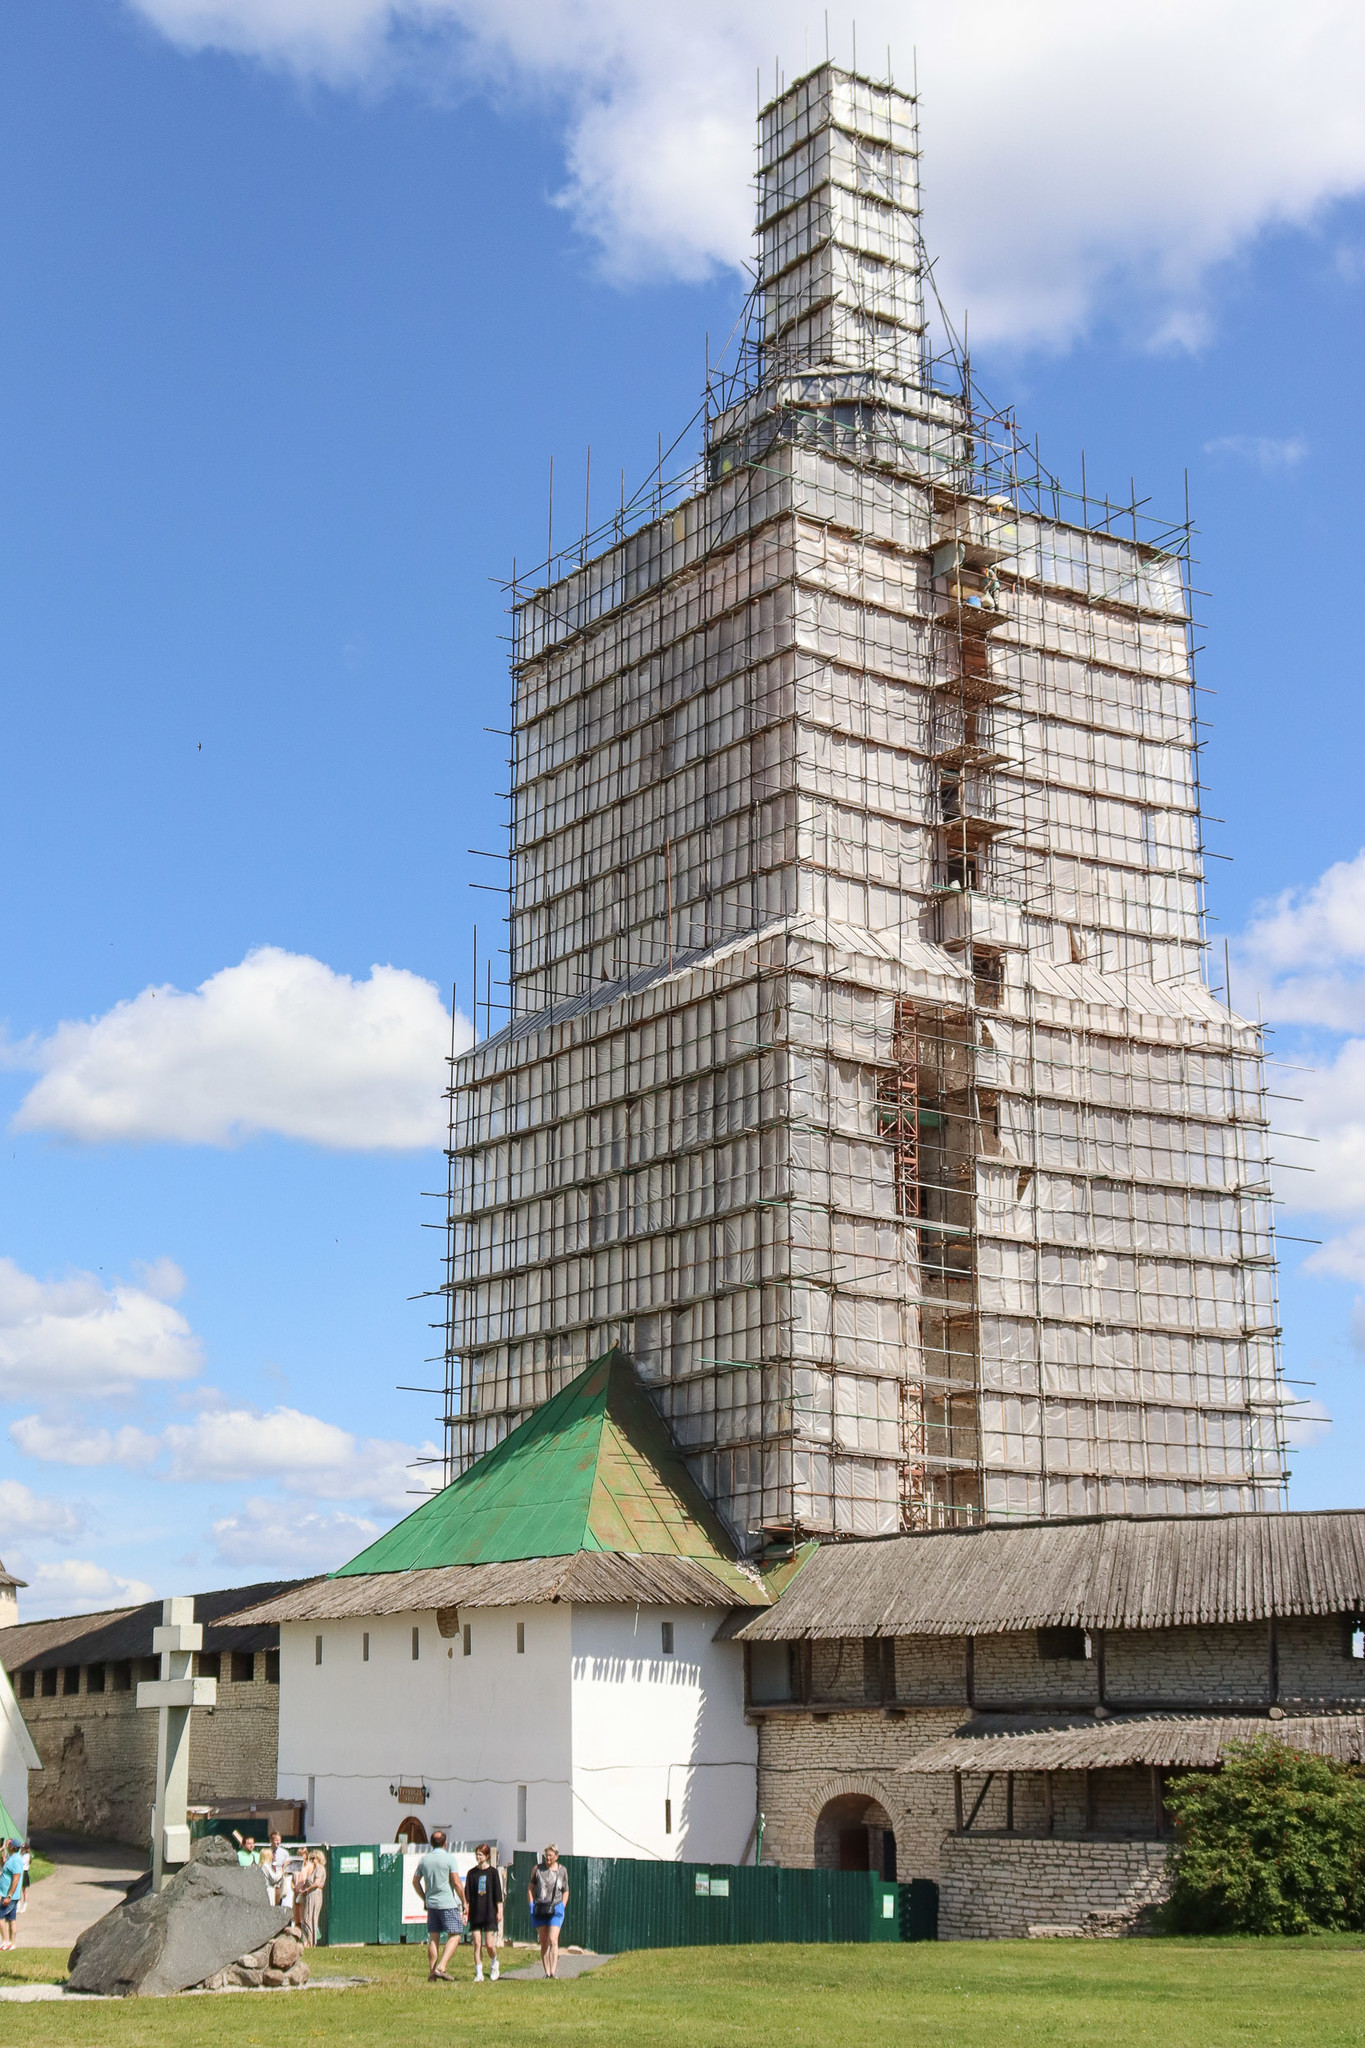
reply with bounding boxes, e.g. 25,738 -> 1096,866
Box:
413,1836 -> 570,1982
232,1829 -> 327,1945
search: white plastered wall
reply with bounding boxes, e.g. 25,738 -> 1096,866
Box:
276,1603 -> 754,1864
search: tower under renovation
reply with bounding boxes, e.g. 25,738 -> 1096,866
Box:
443,64 -> 1287,1545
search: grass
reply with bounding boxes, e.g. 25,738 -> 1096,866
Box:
4,1936 -> 1365,2048
28,1858 -> 55,1886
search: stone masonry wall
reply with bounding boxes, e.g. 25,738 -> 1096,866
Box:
938,1835 -> 1172,1940
757,1709 -> 961,1880
1104,1624 -> 1270,1702
22,1655 -> 279,1846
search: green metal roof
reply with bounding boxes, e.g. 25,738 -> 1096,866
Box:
334,1349 -> 751,1594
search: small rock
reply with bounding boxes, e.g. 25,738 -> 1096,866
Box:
239,1948 -> 269,1971
231,1966 -> 264,1987
261,1967 -> 286,1987
285,1961 -> 310,1986
269,1934 -> 303,1969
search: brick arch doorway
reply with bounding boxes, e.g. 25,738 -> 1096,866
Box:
396,1816 -> 428,1845
814,1793 -> 896,1880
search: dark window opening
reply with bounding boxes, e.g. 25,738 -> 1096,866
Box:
86,1663 -> 106,1694
747,1641 -> 794,1704
1346,1616 -> 1365,1660
18,1672 -> 34,1699
1037,1626 -> 1089,1662
231,1652 -> 255,1683
265,1649 -> 280,1684
196,1652 -> 221,1680
62,1665 -> 80,1695
661,1621 -> 674,1656
138,1656 -> 159,1683
111,1661 -> 132,1692
41,1668 -> 58,1697
945,856 -> 978,891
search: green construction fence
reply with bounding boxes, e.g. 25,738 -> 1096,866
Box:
250,1843 -> 936,1952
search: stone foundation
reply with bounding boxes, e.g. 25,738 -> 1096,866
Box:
938,1835 -> 1172,1941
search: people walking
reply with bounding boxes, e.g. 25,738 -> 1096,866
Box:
466,1844 -> 503,1982
296,1849 -> 326,1946
412,1828 -> 467,1983
528,1844 -> 568,1978
0,1840 -> 22,1951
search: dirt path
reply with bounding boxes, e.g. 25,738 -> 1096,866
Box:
18,1833 -> 145,1953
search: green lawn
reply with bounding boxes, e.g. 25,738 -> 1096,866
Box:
4,1936 -> 1364,2047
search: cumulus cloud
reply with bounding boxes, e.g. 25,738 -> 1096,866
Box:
0,1257 -> 202,1399
10,1416 -> 159,1468
122,1 -> 1365,348
22,1559 -> 157,1618
211,1496 -> 383,1573
1203,435 -> 1309,470
14,1399 -> 437,1514
161,1405 -> 435,1511
0,1479 -> 86,1543
1283,1397 -> 1333,1448
10,947 -> 465,1150
1237,851 -> 1365,1032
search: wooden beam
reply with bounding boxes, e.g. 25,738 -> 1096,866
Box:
964,1772 -> 995,1832
954,1769 -> 963,1833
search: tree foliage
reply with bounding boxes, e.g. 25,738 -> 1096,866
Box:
1164,1739 -> 1365,1934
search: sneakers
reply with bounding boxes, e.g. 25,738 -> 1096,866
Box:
474,1968 -> 485,1982
490,1958 -> 500,1981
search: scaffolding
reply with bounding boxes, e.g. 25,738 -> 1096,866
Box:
436,61 -> 1287,1547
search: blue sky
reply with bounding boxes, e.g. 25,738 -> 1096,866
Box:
4,0 -> 1365,1613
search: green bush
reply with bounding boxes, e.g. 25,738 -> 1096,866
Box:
1164,1738 -> 1365,1934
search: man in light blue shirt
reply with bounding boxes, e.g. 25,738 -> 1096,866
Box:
0,1840 -> 22,1951
412,1829 -> 466,1983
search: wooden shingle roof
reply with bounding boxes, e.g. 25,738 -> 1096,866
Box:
736,1510 -> 1365,1641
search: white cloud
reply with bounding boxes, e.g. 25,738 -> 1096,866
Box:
0,1480 -> 85,1543
1283,1397 -> 1333,1448
0,1257 -> 202,1399
122,1 -> 1365,348
211,1495 -> 383,1573
13,1398 -> 438,1514
21,1559 -> 156,1618
162,1405 -> 436,1511
11,946 -> 466,1150
10,1416 -> 159,1468
1237,850 -> 1365,1032
1203,435 -> 1309,470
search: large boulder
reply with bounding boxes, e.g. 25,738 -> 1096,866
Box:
67,1835 -> 292,1997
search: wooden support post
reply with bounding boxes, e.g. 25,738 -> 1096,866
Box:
965,1635 -> 975,1708
1005,1771 -> 1014,1832
954,1770 -> 964,1834
1084,1768 -> 1096,1834
1268,1615 -> 1279,1706
1151,1766 -> 1166,1839
1094,1628 -> 1106,1707
1043,1770 -> 1054,1836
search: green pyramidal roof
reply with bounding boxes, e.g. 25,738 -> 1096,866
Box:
334,1349 -> 744,1584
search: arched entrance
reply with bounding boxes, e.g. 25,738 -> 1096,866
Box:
814,1794 -> 896,1879
395,1815 -> 428,1845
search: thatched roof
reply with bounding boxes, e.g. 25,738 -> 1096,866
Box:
736,1510 -> 1365,1641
